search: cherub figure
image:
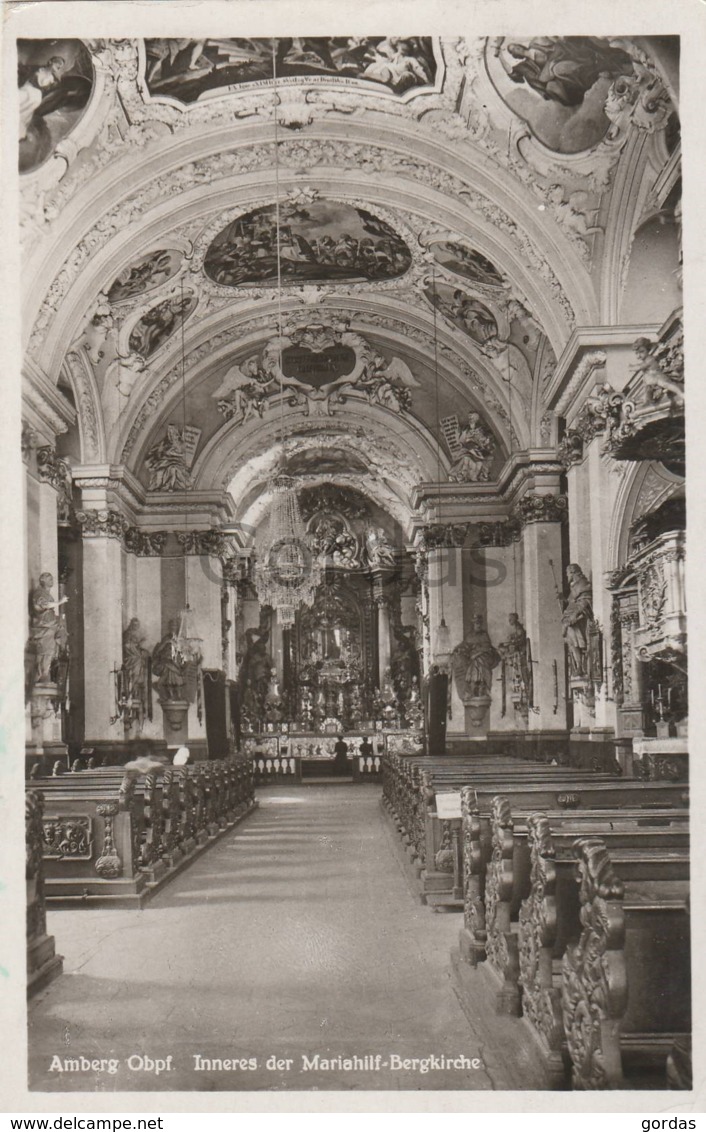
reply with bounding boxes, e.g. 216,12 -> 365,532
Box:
212,357 -> 275,422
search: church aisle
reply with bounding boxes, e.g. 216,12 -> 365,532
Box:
29,785 -> 517,1092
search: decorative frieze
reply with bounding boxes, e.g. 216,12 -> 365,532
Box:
176,529 -> 235,559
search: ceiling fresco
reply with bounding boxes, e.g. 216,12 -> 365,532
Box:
128,292 -> 197,359
429,242 -> 506,291
203,201 -> 413,287
106,249 -> 183,305
18,39 -> 93,174
486,36 -> 638,153
425,283 -> 499,347
142,38 -> 437,104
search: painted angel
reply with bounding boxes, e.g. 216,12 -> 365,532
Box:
212,357 -> 274,422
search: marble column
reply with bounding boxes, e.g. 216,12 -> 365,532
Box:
427,546 -> 465,734
82,533 -> 125,749
185,553 -> 223,758
521,519 -> 568,738
376,598 -> 391,684
483,541 -> 525,736
133,556 -> 164,745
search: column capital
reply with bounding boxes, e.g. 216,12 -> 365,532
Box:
512,492 -> 568,527
416,523 -> 468,551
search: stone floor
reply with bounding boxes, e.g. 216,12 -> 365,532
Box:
29,785 -> 528,1093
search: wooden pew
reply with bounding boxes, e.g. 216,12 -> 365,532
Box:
26,790 -> 63,995
560,836 -> 690,1090
463,803 -> 690,1089
26,758 -> 256,907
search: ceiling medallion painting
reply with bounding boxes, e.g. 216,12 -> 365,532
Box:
142,38 -> 437,105
429,242 -> 506,292
425,282 -> 498,347
18,39 -> 94,174
204,201 -> 412,288
107,250 -> 183,305
486,36 -> 637,153
128,292 -> 197,359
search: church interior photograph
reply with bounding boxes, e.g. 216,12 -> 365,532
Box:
16,33 -> 688,1094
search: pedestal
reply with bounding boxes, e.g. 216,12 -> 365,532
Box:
159,699 -> 189,744
26,683 -> 67,770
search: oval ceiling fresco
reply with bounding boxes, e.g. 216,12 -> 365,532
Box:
486,36 -> 637,153
107,249 -> 183,305
18,39 -> 94,174
425,282 -> 498,347
430,241 -> 505,290
128,293 -> 197,359
143,38 -> 436,104
204,201 -> 413,287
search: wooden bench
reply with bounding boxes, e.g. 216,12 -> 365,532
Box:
458,799 -> 690,1089
26,758 -> 256,907
26,790 -> 63,995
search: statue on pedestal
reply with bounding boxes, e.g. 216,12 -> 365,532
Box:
27,573 -> 68,690
561,565 -> 594,678
498,613 -> 533,713
152,620 -> 186,702
120,618 -> 152,728
452,614 -> 501,725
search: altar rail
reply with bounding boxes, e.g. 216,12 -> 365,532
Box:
26,790 -> 63,995
454,795 -> 690,1090
25,758 -> 256,908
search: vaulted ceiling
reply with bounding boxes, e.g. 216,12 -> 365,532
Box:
21,36 -> 681,536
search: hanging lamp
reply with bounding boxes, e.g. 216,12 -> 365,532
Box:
431,267 -> 452,664
171,275 -> 203,668
252,41 -> 322,627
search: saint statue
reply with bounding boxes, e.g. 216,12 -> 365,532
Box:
145,425 -> 192,493
152,620 -> 186,701
448,412 -> 495,483
498,613 -> 533,706
28,573 -> 68,686
452,614 -> 501,701
562,564 -> 594,678
365,526 -> 397,567
122,618 -> 151,723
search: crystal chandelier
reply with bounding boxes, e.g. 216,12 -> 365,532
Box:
253,474 -> 322,628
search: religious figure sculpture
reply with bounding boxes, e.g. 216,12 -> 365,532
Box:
145,425 -> 193,492
357,353 -> 420,413
121,618 -> 151,727
238,611 -> 274,729
152,620 -> 187,701
27,573 -> 68,687
631,336 -> 685,406
365,526 -> 397,567
561,564 -> 595,678
212,356 -> 275,422
451,615 -> 501,722
448,411 -> 496,483
498,613 -> 533,712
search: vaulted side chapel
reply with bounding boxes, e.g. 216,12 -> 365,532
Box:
17,33 -> 689,1094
